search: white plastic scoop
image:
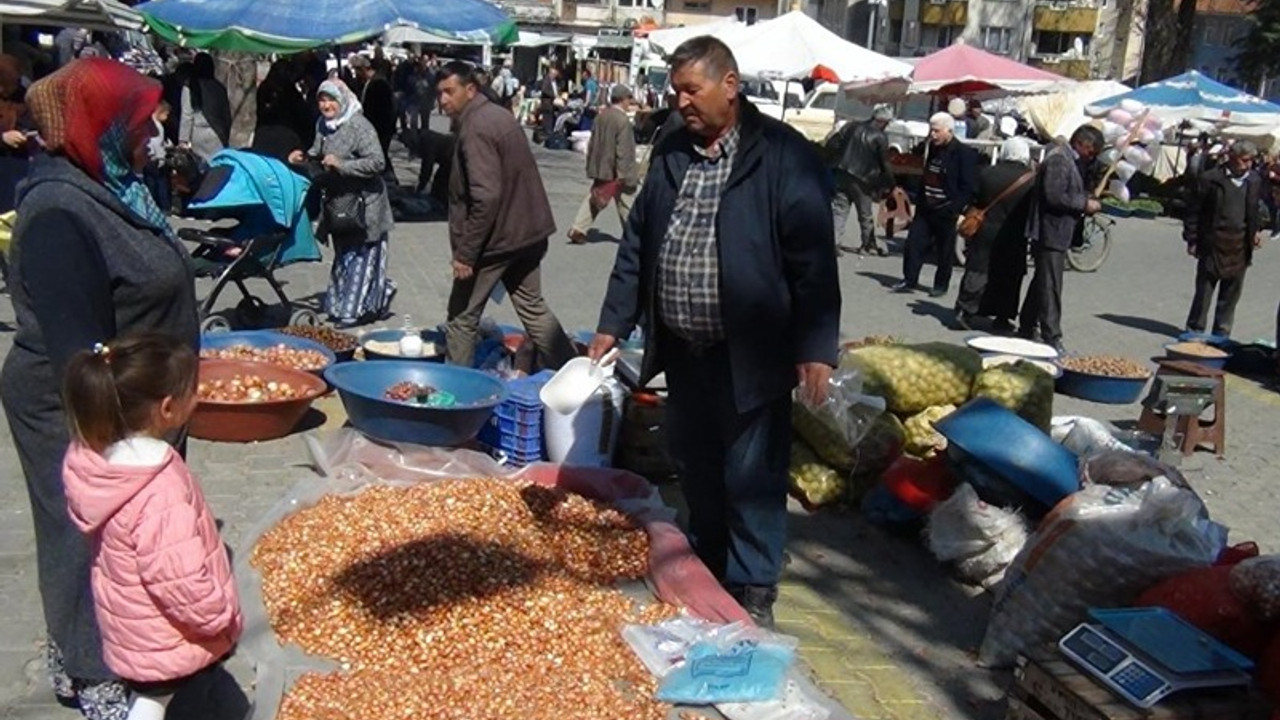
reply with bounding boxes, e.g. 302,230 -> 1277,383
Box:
539,349 -> 621,414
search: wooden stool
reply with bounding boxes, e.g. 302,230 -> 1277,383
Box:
1137,359 -> 1226,458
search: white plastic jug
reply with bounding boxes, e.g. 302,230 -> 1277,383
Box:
544,377 -> 625,467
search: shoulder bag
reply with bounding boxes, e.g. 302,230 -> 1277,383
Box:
957,169 -> 1036,240
318,135 -> 368,236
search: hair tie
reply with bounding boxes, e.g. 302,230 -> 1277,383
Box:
92,343 -> 110,363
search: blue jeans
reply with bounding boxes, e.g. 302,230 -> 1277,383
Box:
663,334 -> 792,588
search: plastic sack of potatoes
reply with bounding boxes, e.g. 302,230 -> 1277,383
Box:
979,478 -> 1227,668
789,440 -> 846,508
902,404 -> 956,458
791,366 -> 883,473
847,411 -> 907,503
972,361 -> 1054,431
1230,556 -> 1280,622
841,342 -> 983,415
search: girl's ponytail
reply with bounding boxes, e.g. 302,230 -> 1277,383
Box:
62,333 -> 198,453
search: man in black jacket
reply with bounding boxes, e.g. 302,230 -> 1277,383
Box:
896,112 -> 977,297
352,55 -> 397,172
538,66 -> 561,139
1182,140 -> 1262,338
588,37 -> 840,628
826,104 -> 895,256
1019,125 -> 1103,351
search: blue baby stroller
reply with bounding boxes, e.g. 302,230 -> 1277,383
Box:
177,149 -> 323,332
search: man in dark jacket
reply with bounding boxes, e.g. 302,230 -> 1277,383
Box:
538,66 -> 561,139
1019,125 -> 1103,351
352,55 -> 396,171
896,112 -> 978,297
826,104 -> 895,256
437,62 -> 576,369
1183,140 -> 1262,338
568,84 -> 637,244
587,37 -> 841,628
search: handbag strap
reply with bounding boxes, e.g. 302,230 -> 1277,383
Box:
977,170 -> 1036,213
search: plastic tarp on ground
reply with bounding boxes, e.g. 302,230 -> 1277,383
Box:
724,11 -> 913,85
1017,79 -> 1132,141
235,429 -> 856,720
136,0 -> 517,54
0,0 -> 142,32
1085,70 -> 1280,128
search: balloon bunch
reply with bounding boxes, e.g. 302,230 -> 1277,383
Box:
1095,99 -> 1164,202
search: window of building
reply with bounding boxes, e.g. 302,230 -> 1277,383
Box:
1034,30 -> 1089,55
889,19 -> 904,43
981,26 -> 1012,54
921,24 -> 956,48
734,5 -> 759,23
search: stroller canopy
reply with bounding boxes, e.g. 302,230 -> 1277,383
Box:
188,149 -> 322,266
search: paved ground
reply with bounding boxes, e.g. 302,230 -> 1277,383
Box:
3,126 -> 1279,720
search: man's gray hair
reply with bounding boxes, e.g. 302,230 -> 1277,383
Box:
1229,140 -> 1258,159
1069,124 -> 1105,153
998,137 -> 1032,165
668,36 -> 739,79
610,84 -> 633,104
872,104 -> 894,121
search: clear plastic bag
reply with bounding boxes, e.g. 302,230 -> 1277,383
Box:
655,622 -> 798,704
927,484 -> 1029,588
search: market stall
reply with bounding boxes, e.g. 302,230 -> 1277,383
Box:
0,0 -> 141,32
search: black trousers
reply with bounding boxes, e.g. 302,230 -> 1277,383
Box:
1019,246 -> 1067,345
663,335 -> 792,588
902,208 -> 958,290
1186,257 -> 1246,337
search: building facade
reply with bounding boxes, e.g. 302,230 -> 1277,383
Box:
873,0 -> 1147,81
1189,0 -> 1250,87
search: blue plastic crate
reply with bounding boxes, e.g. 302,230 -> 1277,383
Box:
486,412 -> 541,437
495,403 -> 542,424
478,424 -> 544,457
503,370 -> 555,408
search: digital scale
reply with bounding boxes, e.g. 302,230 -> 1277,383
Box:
1058,608 -> 1254,709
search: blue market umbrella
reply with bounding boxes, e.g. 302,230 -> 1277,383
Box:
1086,70 -> 1280,127
137,0 -> 516,53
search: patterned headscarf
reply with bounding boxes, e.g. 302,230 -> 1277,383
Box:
316,79 -> 362,134
25,59 -> 172,238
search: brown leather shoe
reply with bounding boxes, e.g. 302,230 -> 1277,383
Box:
567,230 -> 588,244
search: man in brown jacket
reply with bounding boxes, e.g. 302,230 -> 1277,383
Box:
568,84 -> 638,244
437,61 -> 577,368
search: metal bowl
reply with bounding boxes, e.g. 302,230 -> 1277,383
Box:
323,361 -> 505,446
360,329 -> 447,362
190,359 -> 326,442
935,398 -> 1080,516
200,330 -> 336,377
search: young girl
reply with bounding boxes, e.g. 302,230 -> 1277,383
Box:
61,332 -> 242,720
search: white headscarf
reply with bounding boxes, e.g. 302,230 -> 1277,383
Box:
317,79 -> 362,134
998,137 -> 1032,166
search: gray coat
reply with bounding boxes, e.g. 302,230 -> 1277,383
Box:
585,105 -> 636,184
1025,143 -> 1088,252
307,113 -> 394,243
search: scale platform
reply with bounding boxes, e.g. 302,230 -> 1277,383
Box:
1058,607 -> 1254,709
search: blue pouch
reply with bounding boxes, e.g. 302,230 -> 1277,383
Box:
655,625 -> 796,704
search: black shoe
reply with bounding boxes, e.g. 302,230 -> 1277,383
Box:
728,584 -> 778,630
1018,328 -> 1042,344
952,310 -> 973,331
1050,341 -> 1067,356
868,245 -> 890,257
992,318 -> 1015,335
891,281 -> 918,294
929,287 -> 949,299
837,243 -> 859,255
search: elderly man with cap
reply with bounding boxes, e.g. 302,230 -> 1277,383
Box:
1183,139 -> 1264,338
895,112 -> 978,297
568,84 -> 639,243
825,104 -> 896,255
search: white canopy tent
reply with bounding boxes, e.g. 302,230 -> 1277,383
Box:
645,15 -> 741,56
1016,79 -> 1132,141
725,11 -> 911,84
0,0 -> 142,32
384,24 -> 482,47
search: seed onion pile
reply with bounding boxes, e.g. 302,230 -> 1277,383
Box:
201,343 -> 329,372
1059,354 -> 1151,379
383,381 -> 438,403
197,375 -> 312,403
252,479 -> 675,720
277,326 -> 359,355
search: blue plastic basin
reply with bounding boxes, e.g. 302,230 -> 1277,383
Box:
1163,341 -> 1232,370
200,330 -> 336,375
935,398 -> 1080,515
1055,366 -> 1150,404
323,361 -> 505,446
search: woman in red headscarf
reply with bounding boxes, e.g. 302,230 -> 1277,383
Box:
0,58 -> 199,720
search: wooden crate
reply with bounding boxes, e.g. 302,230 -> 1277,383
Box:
1006,647 -> 1272,720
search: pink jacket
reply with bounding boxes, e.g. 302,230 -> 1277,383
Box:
63,441 -> 242,682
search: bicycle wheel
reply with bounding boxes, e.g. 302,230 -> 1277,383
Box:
1068,217 -> 1111,272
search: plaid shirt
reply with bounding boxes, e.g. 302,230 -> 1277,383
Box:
657,124 -> 741,347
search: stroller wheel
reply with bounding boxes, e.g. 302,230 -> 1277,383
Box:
201,315 -> 232,334
289,309 -> 321,327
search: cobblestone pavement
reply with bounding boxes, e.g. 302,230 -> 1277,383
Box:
3,130 -> 1279,719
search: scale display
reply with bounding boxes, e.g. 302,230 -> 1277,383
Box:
1058,607 -> 1253,709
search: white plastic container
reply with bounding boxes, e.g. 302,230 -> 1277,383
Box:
544,376 -> 625,467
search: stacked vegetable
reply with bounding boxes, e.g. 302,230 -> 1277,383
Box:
788,341 -> 1056,509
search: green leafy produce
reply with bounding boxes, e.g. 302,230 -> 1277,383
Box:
842,342 -> 983,415
789,441 -> 846,508
972,361 -> 1054,431
902,404 -> 956,458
